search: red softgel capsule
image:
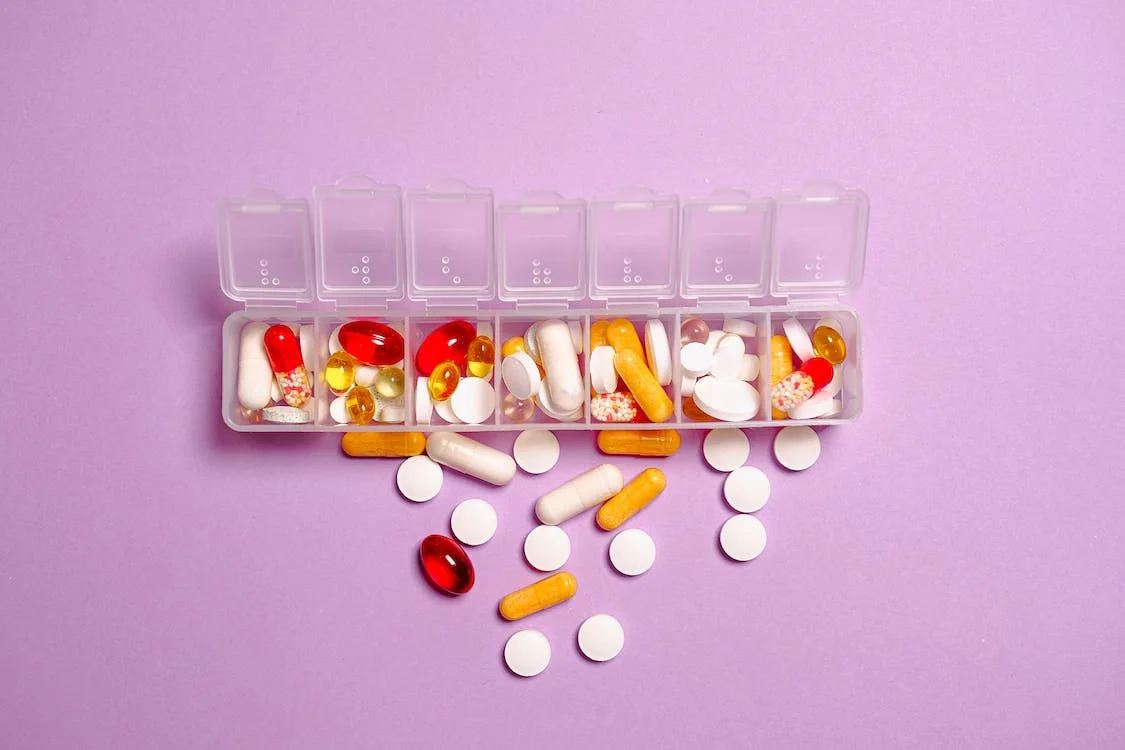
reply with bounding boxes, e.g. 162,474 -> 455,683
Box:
802,357 -> 835,389
415,319 -> 476,376
419,534 -> 475,595
338,320 -> 404,366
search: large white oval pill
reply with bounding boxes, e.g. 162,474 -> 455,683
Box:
450,498 -> 498,546
450,377 -> 496,424
396,455 -> 443,502
609,528 -> 656,576
504,629 -> 551,677
501,352 -> 542,401
782,317 -> 815,362
773,426 -> 821,470
415,376 -> 433,425
513,430 -> 560,474
723,317 -> 757,338
680,342 -> 714,377
724,466 -> 770,513
523,525 -> 571,572
644,319 -> 673,386
694,377 -> 761,422
720,514 -> 767,561
590,346 -> 618,394
703,428 -> 750,472
578,614 -> 625,662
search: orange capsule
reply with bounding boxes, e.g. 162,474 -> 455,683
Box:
341,432 -> 427,457
613,349 -> 673,423
596,468 -> 666,530
605,318 -> 644,360
770,335 -> 795,420
589,320 -> 610,349
596,429 -> 681,457
499,571 -> 578,621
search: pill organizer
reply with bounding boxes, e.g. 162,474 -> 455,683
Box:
218,176 -> 868,432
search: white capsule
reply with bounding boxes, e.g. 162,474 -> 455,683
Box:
425,432 -> 517,486
237,322 -> 274,410
537,319 -> 584,413
535,463 -> 624,525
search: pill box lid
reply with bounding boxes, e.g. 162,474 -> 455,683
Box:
216,190 -> 316,304
588,189 -> 680,301
404,181 -> 496,303
496,192 -> 587,302
680,190 -> 774,300
312,176 -> 405,304
769,182 -> 869,297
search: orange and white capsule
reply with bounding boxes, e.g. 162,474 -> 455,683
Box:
263,324 -> 312,408
499,571 -> 578,621
596,468 -> 667,530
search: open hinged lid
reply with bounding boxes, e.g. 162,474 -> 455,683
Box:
680,190 -> 774,300
405,181 -> 495,305
588,189 -> 680,302
217,190 -> 315,304
496,192 -> 587,303
771,182 -> 869,298
313,175 -> 405,306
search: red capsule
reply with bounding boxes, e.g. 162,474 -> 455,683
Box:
419,534 -> 475,595
416,319 -> 476,376
263,325 -> 313,408
339,320 -> 405,366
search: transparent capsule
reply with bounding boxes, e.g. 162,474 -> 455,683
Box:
374,365 -> 405,399
502,393 -> 535,423
680,317 -> 710,345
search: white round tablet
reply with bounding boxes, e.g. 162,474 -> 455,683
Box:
261,405 -> 312,424
680,342 -> 714,377
737,354 -> 761,382
773,426 -> 821,471
504,629 -> 551,677
644,319 -> 672,386
434,398 -> 463,424
724,466 -> 770,513
450,498 -> 498,546
354,365 -> 378,387
589,346 -> 618,394
723,317 -> 757,337
501,352 -> 542,400
450,377 -> 496,424
694,377 -> 761,422
329,395 -> 350,424
609,528 -> 656,576
709,348 -> 743,380
703,428 -> 750,471
822,365 -> 843,398
513,430 -> 560,474
523,525 -> 571,572
782,317 -> 815,362
414,376 -> 433,424
578,614 -> 625,662
720,514 -> 767,562
396,455 -> 443,503
715,333 -> 746,356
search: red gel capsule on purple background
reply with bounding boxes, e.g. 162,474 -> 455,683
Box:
419,534 -> 475,595
415,319 -> 476,376
338,320 -> 405,366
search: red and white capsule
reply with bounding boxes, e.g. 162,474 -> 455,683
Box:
263,324 -> 313,408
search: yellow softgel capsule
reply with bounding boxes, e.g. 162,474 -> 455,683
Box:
812,325 -> 847,365
597,429 -> 681,457
499,571 -> 578,621
324,352 -> 356,393
428,360 -> 460,402
466,335 -> 495,378
345,386 -> 376,425
500,336 -> 526,358
605,318 -> 644,360
596,468 -> 667,530
770,336 -> 794,420
373,365 -> 405,399
341,431 -> 426,457
589,320 -> 610,349
613,349 -> 673,423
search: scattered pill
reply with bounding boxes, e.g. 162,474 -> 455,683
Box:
693,377 -> 761,422
596,429 -> 681,457
536,464 -> 624,525
644,319 -> 673,386
680,317 -> 710,345
504,629 -> 551,677
614,349 -> 673,423
538,319 -> 584,413
680,342 -> 714,377
773,425 -> 821,471
723,466 -> 770,513
342,432 -> 426,457
426,432 -> 517,485
703,428 -> 750,471
577,614 -> 625,662
723,317 -> 757,338
434,396 -> 464,424
420,534 -> 475,595
523,525 -> 571,572
397,455 -> 444,502
499,571 -> 578,620
415,376 -> 434,424
261,405 -> 312,424
354,364 -> 378,387
501,351 -> 542,401
450,499 -> 498,546
608,528 -> 656,576
324,352 -> 356,393
416,319 -> 476,376
513,430 -> 561,474
501,392 -> 535,423
720,515 -> 767,562
237,323 -> 274,410
597,468 -> 666,530
263,324 -> 313,408
450,377 -> 496,424
330,395 -> 349,424
590,346 -> 619,394
466,335 -> 496,378
782,318 -> 815,362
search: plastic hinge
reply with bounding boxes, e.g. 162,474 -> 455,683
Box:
424,298 -> 480,312
604,299 -> 660,314
694,299 -> 753,312
515,301 -> 570,312
244,299 -> 300,310
785,294 -> 842,308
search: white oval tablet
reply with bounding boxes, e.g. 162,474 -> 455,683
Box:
415,376 -> 433,424
720,514 -> 767,561
680,342 -> 714,377
716,333 -> 746,356
723,317 -> 757,337
644,319 -> 673,386
737,354 -> 761,382
590,346 -> 618,394
504,629 -> 551,678
578,614 -> 625,662
609,528 -> 656,576
523,322 -> 543,363
513,430 -> 560,474
329,395 -> 350,424
523,525 -> 571,572
681,375 -> 697,397
787,391 -> 840,420
782,318 -> 815,362
709,348 -> 743,380
568,320 -> 583,353
773,426 -> 821,471
537,379 -> 582,422
694,377 -> 761,422
450,377 -> 496,424
396,455 -> 443,502
450,498 -> 498,546
703,428 -> 750,472
724,466 -> 770,513
261,405 -> 312,424
328,324 -> 344,355
354,365 -> 378,387
434,398 -> 463,424
501,352 -> 542,401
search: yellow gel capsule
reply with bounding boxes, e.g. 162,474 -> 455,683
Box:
606,318 -> 644,360
812,326 -> 847,365
589,320 -> 610,349
500,336 -> 526,357
345,386 -> 376,425
596,468 -> 667,530
324,352 -> 356,393
373,365 -> 405,399
428,360 -> 460,402
770,336 -> 794,420
682,397 -> 710,422
613,348 -> 673,423
466,335 -> 495,378
341,431 -> 426,457
597,429 -> 681,457
499,571 -> 578,621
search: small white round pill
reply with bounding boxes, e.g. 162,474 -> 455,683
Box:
703,428 -> 750,472
354,365 -> 378,387
450,498 -> 498,546
504,629 -> 551,678
723,317 -> 757,337
329,395 -> 350,424
715,333 -> 746,356
536,378 -> 583,422
720,514 -> 767,562
590,346 -> 618,394
737,354 -> 761,382
773,426 -> 821,471
578,614 -> 625,662
501,351 -> 542,400
523,525 -> 571,572
709,348 -> 743,380
450,377 -> 496,424
414,376 -> 434,424
782,317 -> 815,362
680,342 -> 714,377
609,528 -> 656,576
434,398 -> 463,424
724,466 -> 770,513
513,430 -> 560,474
396,455 -> 443,502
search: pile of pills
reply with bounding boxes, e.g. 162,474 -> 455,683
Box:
768,317 -> 847,420
679,317 -> 762,423
499,319 -> 585,423
414,319 -> 497,426
326,320 -> 408,425
587,318 -> 674,423
236,321 -> 318,425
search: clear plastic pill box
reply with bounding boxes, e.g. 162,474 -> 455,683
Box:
218,176 -> 868,432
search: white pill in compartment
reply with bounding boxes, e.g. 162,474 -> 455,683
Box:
644,319 -> 673,386
590,346 -> 618,394
501,352 -> 542,401
434,398 -> 463,425
537,319 -> 584,413
782,318 -> 815,362
723,317 -> 757,338
450,377 -> 496,424
415,376 -> 433,424
737,354 -> 761,382
680,342 -> 714,377
237,322 -> 274,410
693,377 -> 761,422
354,365 -> 378,387
330,395 -> 350,424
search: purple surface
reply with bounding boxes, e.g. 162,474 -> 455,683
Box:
2,2 -> 1124,748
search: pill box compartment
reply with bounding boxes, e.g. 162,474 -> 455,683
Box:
219,179 -> 867,432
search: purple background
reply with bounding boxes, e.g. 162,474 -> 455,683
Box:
2,2 -> 1124,748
